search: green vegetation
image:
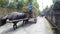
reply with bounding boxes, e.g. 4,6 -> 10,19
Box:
0,0 -> 39,10
0,0 -> 8,7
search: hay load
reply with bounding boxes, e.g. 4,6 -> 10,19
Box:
22,6 -> 38,18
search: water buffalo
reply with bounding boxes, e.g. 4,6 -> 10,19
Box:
0,12 -> 29,30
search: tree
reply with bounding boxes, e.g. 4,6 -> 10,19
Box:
33,1 -> 39,8
9,2 -> 17,8
0,0 -> 8,7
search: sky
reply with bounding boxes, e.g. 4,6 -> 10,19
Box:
37,0 -> 53,11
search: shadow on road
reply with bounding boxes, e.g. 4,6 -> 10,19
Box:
1,21 -> 36,34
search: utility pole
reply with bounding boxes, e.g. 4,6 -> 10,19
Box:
42,0 -> 43,11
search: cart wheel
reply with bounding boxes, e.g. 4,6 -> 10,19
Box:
22,20 -> 25,25
25,19 -> 29,24
23,20 -> 25,24
34,18 -> 37,23
22,19 -> 29,26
